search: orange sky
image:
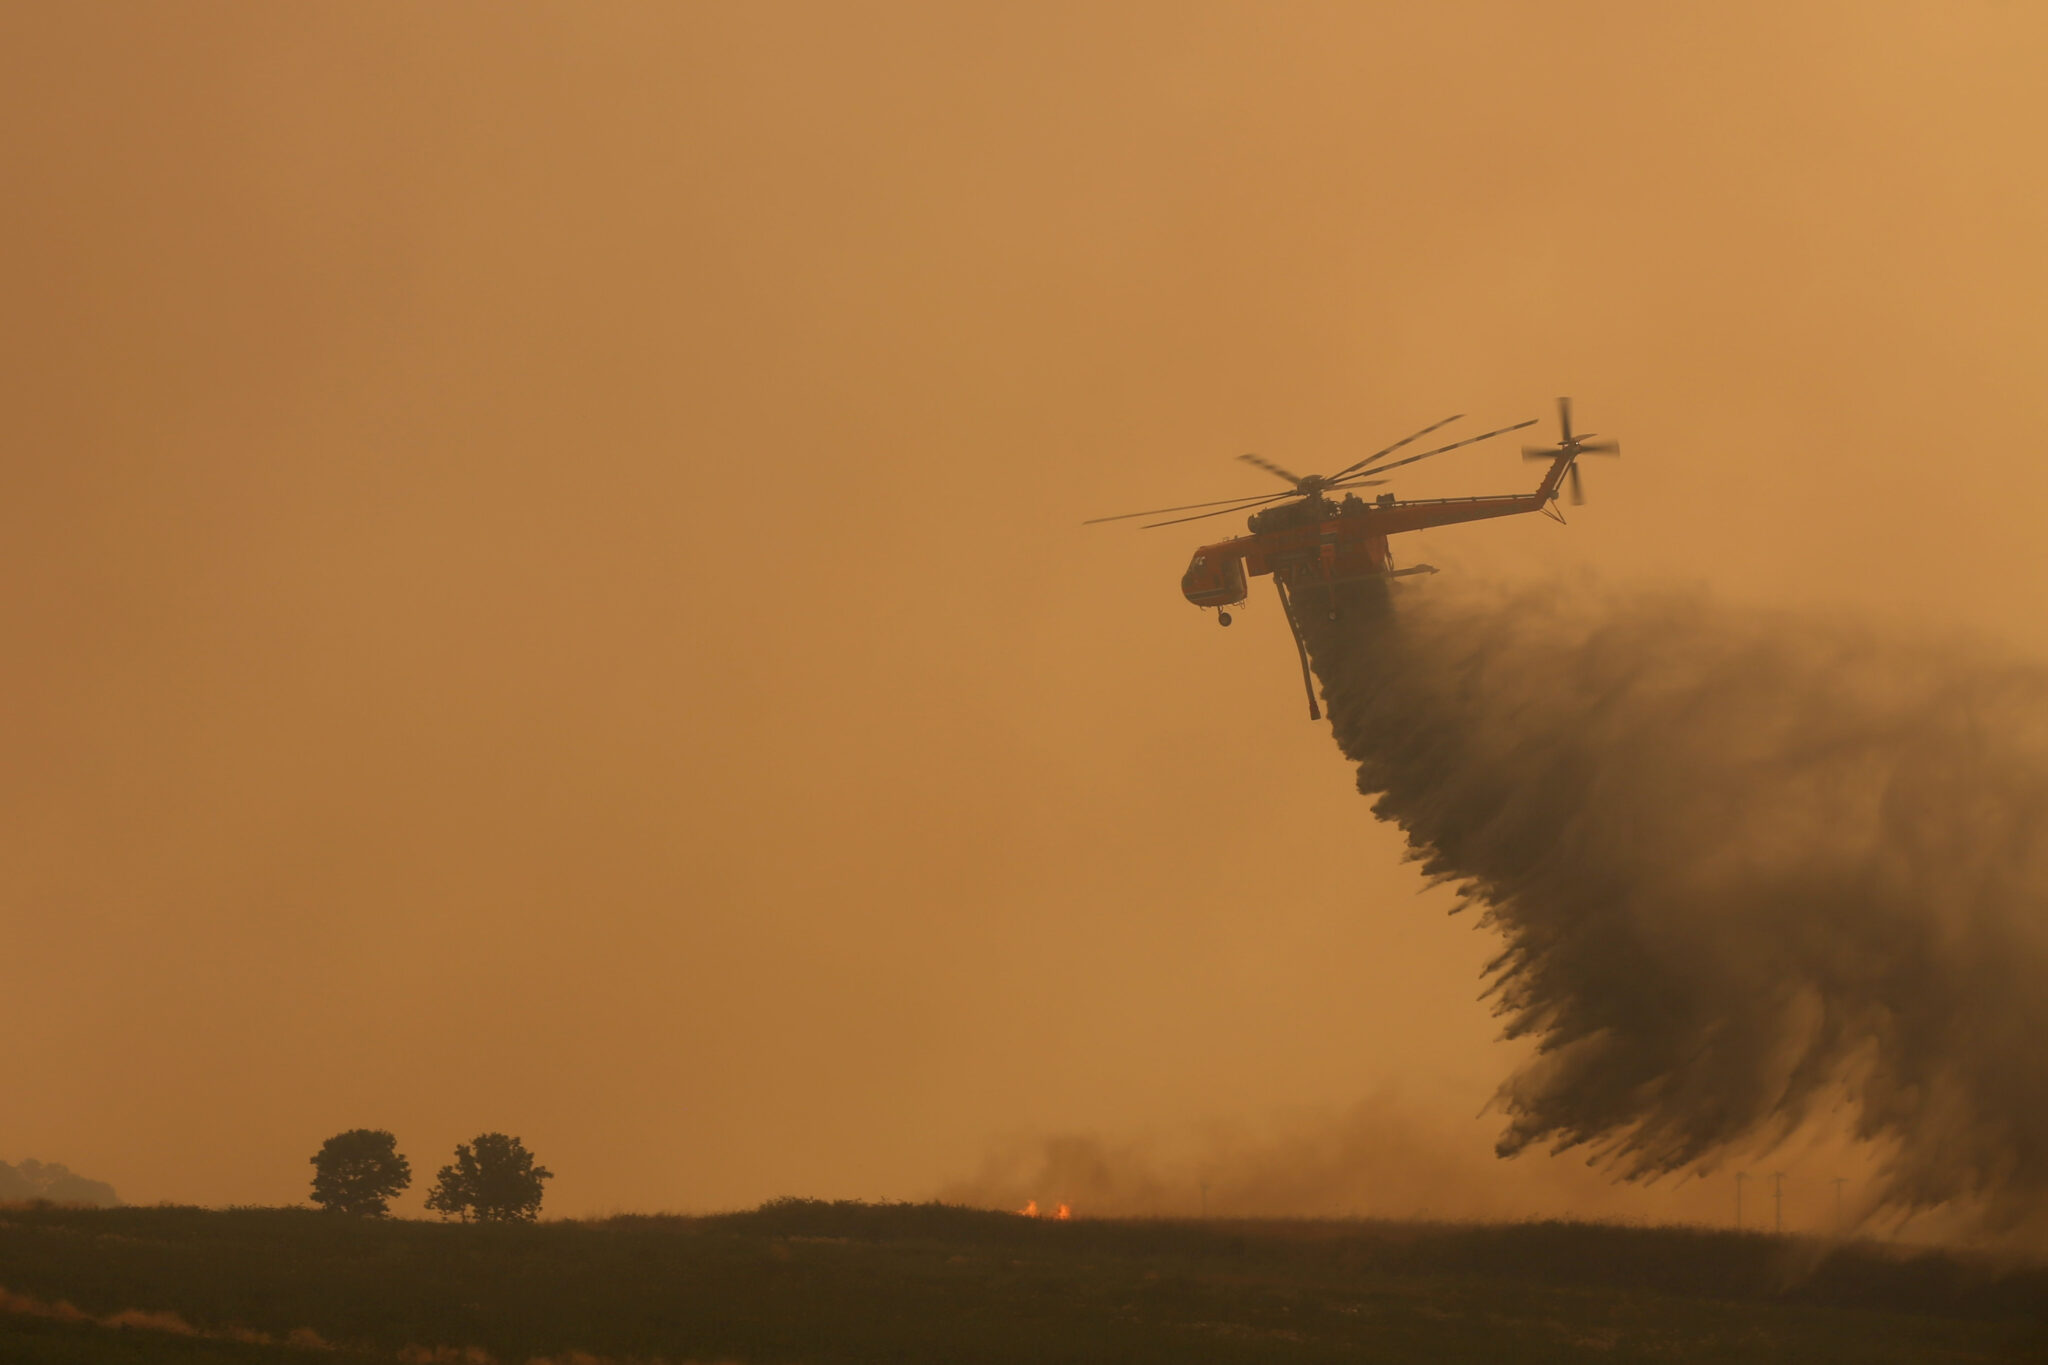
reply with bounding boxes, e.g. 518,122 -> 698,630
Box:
4,2 -> 2046,1226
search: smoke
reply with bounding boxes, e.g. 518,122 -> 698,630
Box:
938,1092 -> 1778,1223
1294,575 -> 2048,1240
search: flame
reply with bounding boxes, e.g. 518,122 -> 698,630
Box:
1016,1200 -> 1038,1217
1054,1203 -> 1072,1221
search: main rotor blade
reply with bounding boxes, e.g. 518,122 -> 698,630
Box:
1320,477 -> 1389,490
1348,418 -> 1538,479
1084,489 -> 1297,525
1578,438 -> 1620,455
1331,413 -> 1464,480
1237,452 -> 1306,487
1143,493 -> 1296,529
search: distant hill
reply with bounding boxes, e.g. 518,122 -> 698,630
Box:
0,1159 -> 118,1207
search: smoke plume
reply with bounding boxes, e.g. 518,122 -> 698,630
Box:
1298,576 -> 2048,1239
938,1092 -> 1774,1224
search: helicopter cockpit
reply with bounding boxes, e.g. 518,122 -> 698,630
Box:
1180,548 -> 1247,609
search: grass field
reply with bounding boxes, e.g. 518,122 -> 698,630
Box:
0,1199 -> 2041,1363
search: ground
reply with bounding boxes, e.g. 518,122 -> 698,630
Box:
0,1200 -> 2040,1363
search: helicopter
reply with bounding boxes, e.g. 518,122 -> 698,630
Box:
1086,398 -> 1619,718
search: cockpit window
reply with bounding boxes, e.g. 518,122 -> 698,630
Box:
1192,555 -> 1206,566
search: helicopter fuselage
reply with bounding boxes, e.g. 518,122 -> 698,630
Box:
1180,468 -> 1567,610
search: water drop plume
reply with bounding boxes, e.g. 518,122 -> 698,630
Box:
1300,576 -> 2048,1238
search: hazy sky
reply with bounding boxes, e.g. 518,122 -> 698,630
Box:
4,2 -> 2046,1222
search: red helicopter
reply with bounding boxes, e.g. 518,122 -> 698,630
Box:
1087,398 -> 1619,718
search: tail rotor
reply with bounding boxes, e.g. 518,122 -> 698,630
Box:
1523,396 -> 1620,505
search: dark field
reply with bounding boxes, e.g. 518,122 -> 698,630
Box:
0,1200 -> 2042,1363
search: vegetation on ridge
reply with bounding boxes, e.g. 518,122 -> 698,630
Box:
0,1199 -> 2040,1363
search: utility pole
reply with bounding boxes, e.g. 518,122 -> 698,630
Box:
1735,1171 -> 1746,1231
1772,1172 -> 1784,1235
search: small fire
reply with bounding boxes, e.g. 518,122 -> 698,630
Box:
1016,1200 -> 1038,1217
1054,1203 -> 1072,1221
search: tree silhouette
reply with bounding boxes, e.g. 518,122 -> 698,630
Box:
309,1129 -> 411,1216
425,1133 -> 553,1222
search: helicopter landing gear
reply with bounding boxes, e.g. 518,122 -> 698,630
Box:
1217,611 -> 1232,627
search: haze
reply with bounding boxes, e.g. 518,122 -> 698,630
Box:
5,2 -> 2047,1224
